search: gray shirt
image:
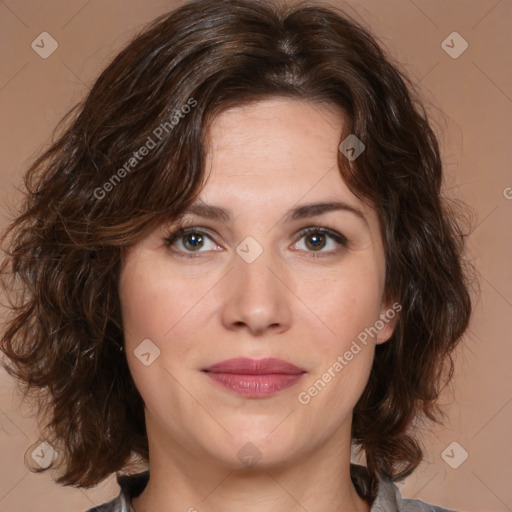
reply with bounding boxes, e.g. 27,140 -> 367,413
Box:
86,469 -> 455,512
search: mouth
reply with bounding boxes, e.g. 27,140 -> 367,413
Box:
201,357 -> 307,398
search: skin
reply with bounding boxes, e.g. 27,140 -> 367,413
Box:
119,97 -> 397,512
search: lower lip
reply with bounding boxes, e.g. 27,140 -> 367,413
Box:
204,372 -> 305,398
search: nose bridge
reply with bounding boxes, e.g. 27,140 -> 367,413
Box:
220,234 -> 291,334
233,235 -> 282,298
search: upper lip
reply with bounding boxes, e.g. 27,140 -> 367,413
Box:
202,357 -> 306,375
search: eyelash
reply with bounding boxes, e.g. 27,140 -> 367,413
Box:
162,224 -> 348,259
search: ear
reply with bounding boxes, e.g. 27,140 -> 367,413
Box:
376,300 -> 401,345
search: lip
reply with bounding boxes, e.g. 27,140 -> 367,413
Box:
202,357 -> 305,375
202,358 -> 306,398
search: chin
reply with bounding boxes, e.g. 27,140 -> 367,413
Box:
205,427 -> 303,470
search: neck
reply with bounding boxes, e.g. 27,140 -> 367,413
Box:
132,423 -> 370,512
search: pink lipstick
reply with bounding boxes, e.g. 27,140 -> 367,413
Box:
202,357 -> 306,398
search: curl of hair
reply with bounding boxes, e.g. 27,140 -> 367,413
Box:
0,0 -> 474,496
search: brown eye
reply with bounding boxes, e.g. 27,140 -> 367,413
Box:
181,232 -> 204,251
294,227 -> 348,257
164,227 -> 221,256
304,232 -> 327,251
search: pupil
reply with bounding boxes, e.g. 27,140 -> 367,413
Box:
184,233 -> 203,250
306,233 -> 325,250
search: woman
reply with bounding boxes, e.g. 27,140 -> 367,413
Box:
0,0 -> 473,511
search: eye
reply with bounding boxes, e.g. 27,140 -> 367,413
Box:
164,227 -> 221,256
292,227 -> 347,257
163,225 -> 348,259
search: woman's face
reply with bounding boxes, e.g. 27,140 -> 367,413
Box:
119,97 -> 396,470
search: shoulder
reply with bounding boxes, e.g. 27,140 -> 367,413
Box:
350,464 -> 457,512
84,494 -> 126,512
84,471 -> 150,512
372,477 -> 457,512
85,498 -> 121,512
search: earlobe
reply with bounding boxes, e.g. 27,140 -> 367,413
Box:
376,300 -> 401,344
376,324 -> 395,344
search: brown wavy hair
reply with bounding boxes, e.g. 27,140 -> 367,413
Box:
0,0 -> 474,498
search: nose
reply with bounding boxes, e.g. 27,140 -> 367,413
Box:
220,246 -> 292,337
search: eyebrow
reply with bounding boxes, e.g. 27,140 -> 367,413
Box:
175,200 -> 368,227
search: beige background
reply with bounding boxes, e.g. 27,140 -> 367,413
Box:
0,0 -> 511,510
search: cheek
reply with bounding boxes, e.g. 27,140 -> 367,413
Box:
118,259 -> 196,422
294,271 -> 380,423
118,253 -> 217,395
119,253 -> 203,345
296,260 -> 383,347
291,258 -> 383,409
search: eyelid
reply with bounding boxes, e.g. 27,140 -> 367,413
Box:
163,226 -> 221,254
296,226 -> 347,245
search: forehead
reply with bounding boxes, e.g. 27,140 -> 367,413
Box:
205,97 -> 344,172
201,97 -> 374,220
